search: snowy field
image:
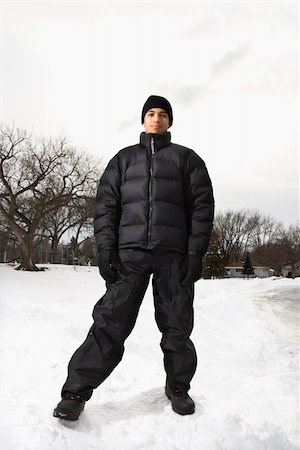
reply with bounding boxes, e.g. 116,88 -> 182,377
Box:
0,264 -> 299,450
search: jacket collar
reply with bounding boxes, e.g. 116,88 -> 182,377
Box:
140,132 -> 171,150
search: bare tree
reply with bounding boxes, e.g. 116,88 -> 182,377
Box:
67,197 -> 95,247
39,196 -> 95,254
279,224 -> 300,275
249,214 -> 283,249
214,210 -> 256,264
0,125 -> 100,270
0,215 -> 19,262
251,242 -> 284,275
214,209 -> 283,265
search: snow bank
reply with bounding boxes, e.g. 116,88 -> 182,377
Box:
0,264 -> 299,450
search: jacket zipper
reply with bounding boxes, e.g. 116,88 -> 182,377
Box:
147,137 -> 155,248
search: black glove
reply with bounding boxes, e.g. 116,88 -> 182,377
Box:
97,249 -> 121,284
179,255 -> 203,286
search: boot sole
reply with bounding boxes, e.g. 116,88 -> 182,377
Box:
53,408 -> 81,421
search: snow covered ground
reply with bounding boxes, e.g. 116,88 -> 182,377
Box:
0,264 -> 299,450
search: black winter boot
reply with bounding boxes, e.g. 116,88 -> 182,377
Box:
53,393 -> 85,421
165,385 -> 195,415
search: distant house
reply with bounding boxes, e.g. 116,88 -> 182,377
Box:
225,260 -> 274,278
282,263 -> 300,278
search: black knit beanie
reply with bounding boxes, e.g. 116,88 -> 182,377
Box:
141,95 -> 173,126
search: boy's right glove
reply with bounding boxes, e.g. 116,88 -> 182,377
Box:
97,249 -> 121,284
179,255 -> 203,286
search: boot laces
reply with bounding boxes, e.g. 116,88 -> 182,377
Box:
63,393 -> 84,402
173,387 -> 188,397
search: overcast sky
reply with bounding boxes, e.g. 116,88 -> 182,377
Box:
0,1 -> 298,227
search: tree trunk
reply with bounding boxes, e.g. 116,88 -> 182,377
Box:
50,228 -> 59,253
15,233 -> 40,271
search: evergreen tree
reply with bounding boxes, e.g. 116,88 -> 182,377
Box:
242,254 -> 255,278
202,231 -> 226,279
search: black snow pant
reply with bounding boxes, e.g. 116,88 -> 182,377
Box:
61,249 -> 197,401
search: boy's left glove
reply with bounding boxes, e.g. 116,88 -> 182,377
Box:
179,255 -> 203,286
97,249 -> 121,284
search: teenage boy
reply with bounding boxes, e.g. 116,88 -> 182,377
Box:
53,95 -> 214,420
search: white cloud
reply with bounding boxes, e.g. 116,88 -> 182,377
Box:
211,42 -> 251,78
180,17 -> 219,38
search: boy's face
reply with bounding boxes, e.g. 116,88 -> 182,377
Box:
143,108 -> 170,134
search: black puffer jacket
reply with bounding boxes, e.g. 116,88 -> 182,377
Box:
94,132 -> 214,256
